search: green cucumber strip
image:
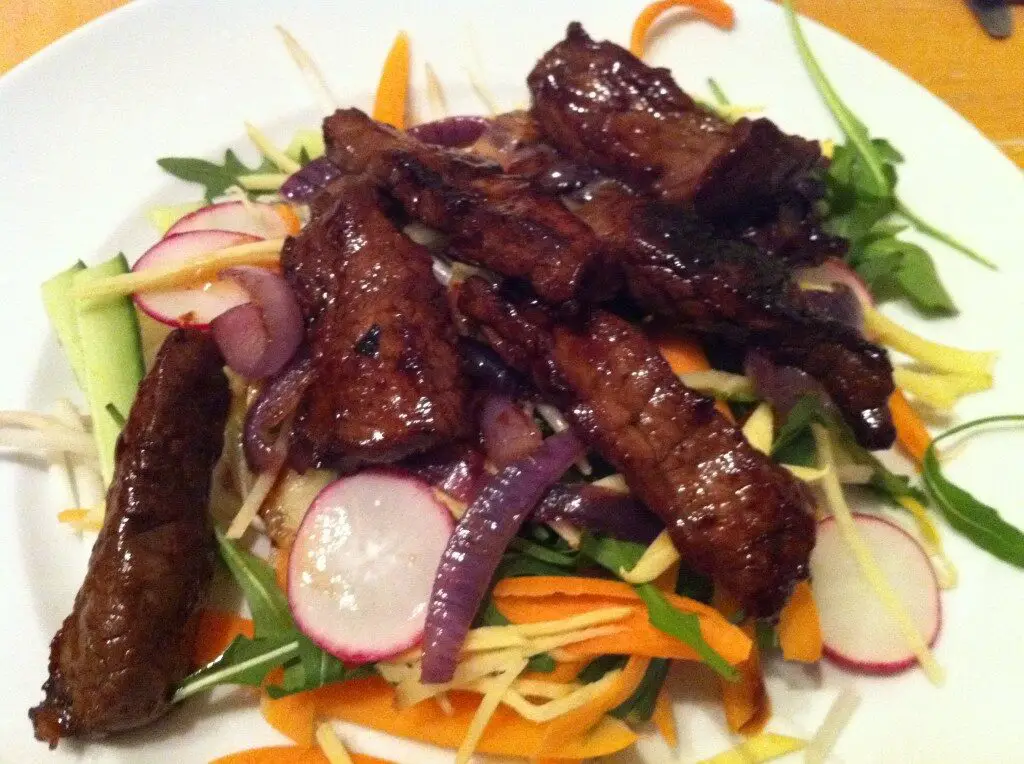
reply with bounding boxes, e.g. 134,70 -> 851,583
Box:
41,261 -> 87,387
73,254 -> 145,484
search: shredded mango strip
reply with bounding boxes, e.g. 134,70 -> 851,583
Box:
236,173 -> 290,191
245,122 -> 301,175
493,576 -> 751,665
813,425 -> 944,684
315,721 -> 355,764
71,240 -> 284,301
457,658 -> 528,764
777,581 -> 823,663
697,732 -> 806,764
804,689 -> 861,764
373,32 -> 410,129
741,402 -> 774,455
630,0 -> 736,57
263,676 -> 638,760
897,495 -> 958,589
894,367 -> 992,411
619,530 -> 680,584
864,308 -> 996,377
889,390 -> 932,466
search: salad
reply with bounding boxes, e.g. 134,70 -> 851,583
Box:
7,1 -> 1023,763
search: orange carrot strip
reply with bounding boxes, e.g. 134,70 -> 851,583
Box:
261,688 -> 318,748
522,660 -> 586,684
630,0 -> 736,58
777,580 -> 823,663
492,577 -> 751,665
306,677 -> 637,760
372,32 -> 411,129
890,389 -> 931,468
720,624 -> 770,736
274,204 -> 302,235
192,609 -> 254,668
652,686 -> 678,749
57,508 -> 90,523
275,545 -> 291,593
654,332 -> 733,420
210,746 -> 393,764
538,655 -> 650,754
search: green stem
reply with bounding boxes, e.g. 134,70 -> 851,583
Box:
895,200 -> 997,270
708,77 -> 730,106
782,0 -> 890,196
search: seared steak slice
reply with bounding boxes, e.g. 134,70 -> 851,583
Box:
282,177 -> 468,469
30,329 -> 228,746
577,185 -> 895,448
458,277 -> 815,617
527,23 -> 821,221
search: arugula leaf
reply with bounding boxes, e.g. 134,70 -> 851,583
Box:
157,150 -> 276,203
610,657 -> 671,723
508,537 -> 578,568
215,529 -> 294,635
580,534 -> 737,681
922,415 -> 1024,567
173,633 -> 300,702
708,77 -> 730,107
577,654 -> 628,684
267,638 -> 375,699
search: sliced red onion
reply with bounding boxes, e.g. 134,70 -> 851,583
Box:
408,116 -> 491,148
458,337 -> 527,396
404,445 -> 486,503
422,430 -> 584,683
243,356 -> 313,471
797,257 -> 874,312
480,396 -> 543,468
801,283 -> 863,330
280,157 -> 343,202
212,266 -> 304,380
745,349 -> 828,418
533,483 -> 663,544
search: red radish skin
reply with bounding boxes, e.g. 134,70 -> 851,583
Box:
797,257 -> 875,310
811,512 -> 941,675
288,471 -> 454,664
166,200 -> 294,239
132,230 -> 260,328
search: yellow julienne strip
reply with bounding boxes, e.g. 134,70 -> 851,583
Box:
456,658 -> 528,764
742,402 -> 774,455
804,689 -> 861,764
244,122 -> 302,175
619,530 -> 680,584
813,425 -> 944,684
893,367 -> 992,411
512,679 -> 579,700
897,495 -> 958,589
70,239 -> 284,301
315,722 -> 355,764
696,733 -> 807,764
470,670 -> 620,724
236,172 -> 290,191
864,308 -> 997,377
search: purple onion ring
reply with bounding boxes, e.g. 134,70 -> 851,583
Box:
243,356 -> 313,471
407,116 -> 491,148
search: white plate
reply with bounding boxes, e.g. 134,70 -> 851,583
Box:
1,1 -> 1022,762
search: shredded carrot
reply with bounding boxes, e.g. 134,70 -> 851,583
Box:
210,746 -> 393,764
372,32 -> 411,129
890,389 -> 932,467
264,676 -> 638,760
538,655 -> 650,753
261,688 -> 318,748
777,581 -> 823,663
275,204 -> 302,235
493,576 -> 751,665
654,332 -> 733,419
652,685 -> 679,749
192,608 -> 254,667
720,624 -> 770,736
275,544 -> 291,593
630,0 -> 736,58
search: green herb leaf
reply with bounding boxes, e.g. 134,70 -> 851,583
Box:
267,637 -> 375,699
173,633 -> 300,702
104,403 -> 126,428
708,78 -> 730,107
577,655 -> 628,684
215,530 -> 295,636
579,534 -> 737,680
923,415 -> 1024,567
157,150 -> 277,203
508,537 -> 578,568
610,657 -> 671,723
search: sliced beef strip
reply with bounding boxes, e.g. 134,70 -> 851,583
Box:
458,277 -> 815,617
576,184 -> 895,449
282,177 -> 468,470
29,329 -> 229,746
322,108 -> 610,305
527,23 -> 822,222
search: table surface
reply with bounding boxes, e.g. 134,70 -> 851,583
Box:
3,0 -> 1023,168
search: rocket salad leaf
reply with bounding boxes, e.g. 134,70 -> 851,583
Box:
157,150 -> 277,202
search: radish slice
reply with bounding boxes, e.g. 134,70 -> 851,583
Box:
289,471 -> 454,663
166,200 -> 297,239
811,513 -> 941,675
132,230 -> 261,328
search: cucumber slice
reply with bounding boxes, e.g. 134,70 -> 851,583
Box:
73,254 -> 145,484
41,261 -> 87,387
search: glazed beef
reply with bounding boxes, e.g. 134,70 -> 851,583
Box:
576,185 -> 895,448
323,108 -> 609,305
282,177 -> 468,469
458,277 -> 815,617
30,329 -> 229,747
527,23 -> 821,221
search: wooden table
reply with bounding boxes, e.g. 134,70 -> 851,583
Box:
3,0 -> 1023,167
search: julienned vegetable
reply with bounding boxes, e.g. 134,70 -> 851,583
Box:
288,472 -> 454,663
40,261 -> 87,388
73,254 -> 145,485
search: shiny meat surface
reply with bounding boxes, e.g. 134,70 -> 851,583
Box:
527,23 -> 821,220
458,278 -> 815,616
323,108 -> 609,305
282,177 -> 468,469
29,330 -> 228,746
577,185 -> 895,448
